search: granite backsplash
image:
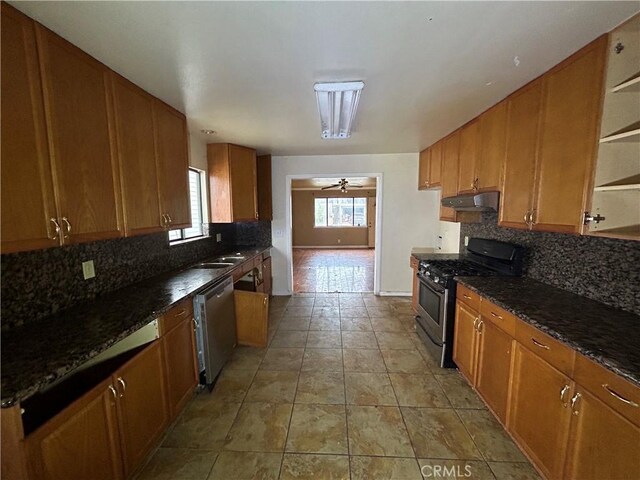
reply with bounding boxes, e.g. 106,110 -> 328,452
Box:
460,213 -> 640,315
1,221 -> 272,330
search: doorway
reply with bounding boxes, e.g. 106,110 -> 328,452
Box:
288,176 -> 380,294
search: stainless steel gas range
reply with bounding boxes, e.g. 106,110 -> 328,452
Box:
415,238 -> 524,368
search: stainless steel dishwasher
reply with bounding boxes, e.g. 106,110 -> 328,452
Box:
193,276 -> 236,389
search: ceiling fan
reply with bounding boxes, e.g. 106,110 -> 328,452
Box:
321,178 -> 363,192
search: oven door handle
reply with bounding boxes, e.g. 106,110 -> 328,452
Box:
415,316 -> 444,347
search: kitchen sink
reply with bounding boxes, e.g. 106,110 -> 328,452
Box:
191,262 -> 235,269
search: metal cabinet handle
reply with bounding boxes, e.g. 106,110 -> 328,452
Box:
117,377 -> 126,397
523,211 -> 529,223
602,384 -> 639,407
167,214 -> 173,224
560,384 -> 571,407
50,218 -> 61,240
192,317 -> 198,329
263,296 -> 267,306
477,320 -> 484,333
530,209 -> 537,226
161,214 -> 168,226
571,392 -> 582,415
473,317 -> 479,330
108,385 -> 117,399
531,338 -> 550,350
462,294 -> 472,300
490,311 -> 503,320
174,308 -> 187,318
61,217 -> 71,239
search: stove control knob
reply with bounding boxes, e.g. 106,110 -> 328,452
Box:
434,276 -> 440,284
425,271 -> 431,276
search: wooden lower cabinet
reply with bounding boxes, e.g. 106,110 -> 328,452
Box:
162,318 -> 198,419
475,318 -> 513,423
564,387 -> 640,480
26,379 -> 123,480
452,301 -> 478,382
410,256 -> 419,313
509,342 -> 573,479
262,256 -> 272,296
234,290 -> 269,347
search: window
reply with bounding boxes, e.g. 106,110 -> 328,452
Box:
314,197 -> 367,227
169,168 -> 206,242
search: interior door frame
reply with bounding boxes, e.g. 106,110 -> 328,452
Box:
285,173 -> 383,295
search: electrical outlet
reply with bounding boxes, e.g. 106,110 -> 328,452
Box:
337,239 -> 341,244
464,236 -> 470,246
216,233 -> 222,243
82,260 -> 95,280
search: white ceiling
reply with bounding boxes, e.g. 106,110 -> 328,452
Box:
292,177 -> 377,189
12,1 -> 639,156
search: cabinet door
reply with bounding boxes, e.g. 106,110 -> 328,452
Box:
1,5 -> 59,253
257,154 -> 273,220
111,74 -> 163,236
475,318 -> 513,423
36,26 -> 123,244
499,80 -> 543,229
453,301 -> 478,383
509,343 -> 573,479
564,387 -> 640,480
163,318 -> 198,419
440,132 -> 460,222
154,101 -> 191,229
429,141 -> 442,188
418,148 -> 430,190
26,379 -> 123,480
534,37 -> 606,233
234,290 -> 269,347
263,256 -> 272,296
457,121 -> 479,194
477,102 -> 507,191
229,144 -> 258,221
115,341 -> 169,477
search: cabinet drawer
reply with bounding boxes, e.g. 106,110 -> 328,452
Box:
457,284 -> 480,311
515,320 -> 575,377
574,354 -> 640,427
480,300 -> 516,336
159,298 -> 193,335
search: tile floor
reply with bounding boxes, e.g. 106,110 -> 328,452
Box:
292,249 -> 374,293
137,294 -> 540,480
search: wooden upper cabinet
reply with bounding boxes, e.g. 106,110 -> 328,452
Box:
257,154 -> 273,220
36,25 -> 123,244
429,141 -> 443,188
457,121 -> 479,194
477,102 -> 507,191
418,148 -> 430,190
534,37 -> 607,233
1,5 -> 59,253
154,101 -> 191,229
500,80 -> 543,230
208,143 -> 258,222
440,132 -> 460,221
111,74 -> 163,236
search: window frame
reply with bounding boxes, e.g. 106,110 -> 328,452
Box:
168,167 -> 207,243
313,196 -> 368,228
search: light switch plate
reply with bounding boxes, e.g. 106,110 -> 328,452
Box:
216,233 -> 222,242
82,260 -> 95,280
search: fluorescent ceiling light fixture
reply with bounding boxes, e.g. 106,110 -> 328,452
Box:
314,81 -> 364,139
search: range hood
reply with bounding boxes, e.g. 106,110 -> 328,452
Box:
441,191 -> 499,212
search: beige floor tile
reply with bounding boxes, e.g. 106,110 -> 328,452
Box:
418,459 -> 495,479
340,317 -> 373,331
350,456 -> 422,480
210,369 -> 256,403
375,332 -> 415,349
283,306 -> 314,317
301,348 -> 343,372
340,306 -> 369,317
224,347 -> 266,373
343,348 -> 387,373
209,451 -> 282,480
488,461 -> 541,479
259,348 -> 304,371
295,371 -> 345,405
280,454 -> 349,480
278,317 -> 311,331
345,372 -> 397,406
270,330 -> 308,348
285,404 -> 348,454
341,331 -> 378,349
435,374 -> 486,409
163,400 -> 241,450
313,297 -> 340,308
401,407 -> 483,460
309,317 -> 341,331
370,316 -> 407,332
312,307 -> 340,318
224,402 -> 293,452
457,409 -> 527,462
389,373 -> 450,408
346,405 -> 414,457
288,297 -> 315,307
381,349 -> 427,373
136,448 -> 217,480
365,306 -> 394,317
306,330 -> 342,348
339,297 -> 366,307
245,370 -> 299,403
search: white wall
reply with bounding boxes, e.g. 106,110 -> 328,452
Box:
438,220 -> 461,253
188,133 -> 207,171
271,154 -> 441,295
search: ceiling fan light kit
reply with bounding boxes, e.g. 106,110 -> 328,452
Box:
314,81 -> 364,139
321,178 -> 364,192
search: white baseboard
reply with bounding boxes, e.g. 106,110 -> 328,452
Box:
292,245 -> 371,249
379,291 -> 411,297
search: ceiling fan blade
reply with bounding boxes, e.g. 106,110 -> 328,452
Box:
350,184 -> 364,188
321,184 -> 340,190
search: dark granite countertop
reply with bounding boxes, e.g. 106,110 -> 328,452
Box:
411,252 -> 462,262
455,277 -> 640,387
1,246 -> 271,407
